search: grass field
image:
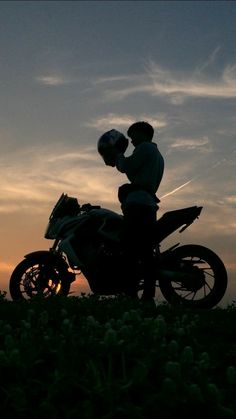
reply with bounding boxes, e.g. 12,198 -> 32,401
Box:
0,293 -> 236,418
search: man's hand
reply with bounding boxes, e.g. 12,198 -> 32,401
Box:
103,148 -> 120,167
115,136 -> 129,153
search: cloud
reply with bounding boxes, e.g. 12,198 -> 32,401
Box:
103,82 -> 153,101
168,136 -> 212,153
36,74 -> 71,86
224,195 -> 236,206
35,52 -> 236,106
94,75 -> 133,84
86,113 -> 167,131
46,148 -> 99,163
223,64 -> 236,84
0,262 -> 14,273
148,61 -> 236,102
149,63 -> 236,103
0,145 -> 124,214
96,59 -> 236,104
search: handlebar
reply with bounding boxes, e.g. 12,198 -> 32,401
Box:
80,203 -> 101,212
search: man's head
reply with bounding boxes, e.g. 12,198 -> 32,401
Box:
127,121 -> 154,146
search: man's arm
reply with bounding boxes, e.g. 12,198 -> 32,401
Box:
116,143 -> 148,175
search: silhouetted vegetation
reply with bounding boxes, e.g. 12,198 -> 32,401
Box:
0,293 -> 236,418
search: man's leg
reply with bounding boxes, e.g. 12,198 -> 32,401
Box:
121,205 -> 143,297
121,204 -> 157,299
137,206 -> 157,300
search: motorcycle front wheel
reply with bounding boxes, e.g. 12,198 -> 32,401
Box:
159,244 -> 228,309
9,257 -> 71,301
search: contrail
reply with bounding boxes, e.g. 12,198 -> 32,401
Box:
160,179 -> 194,199
160,149 -> 236,200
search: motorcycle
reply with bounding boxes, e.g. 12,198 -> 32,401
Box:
9,193 -> 228,308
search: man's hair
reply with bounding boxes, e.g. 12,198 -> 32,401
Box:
127,121 -> 154,141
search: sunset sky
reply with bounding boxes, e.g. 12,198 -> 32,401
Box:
0,1 -> 236,305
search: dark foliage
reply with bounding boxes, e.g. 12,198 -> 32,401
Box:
0,293 -> 236,418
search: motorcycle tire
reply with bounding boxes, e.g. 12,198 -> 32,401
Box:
9,257 -> 71,301
159,244 -> 228,309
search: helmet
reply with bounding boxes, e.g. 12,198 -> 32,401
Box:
97,129 -> 128,160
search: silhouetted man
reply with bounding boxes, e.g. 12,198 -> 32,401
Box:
101,121 -> 164,301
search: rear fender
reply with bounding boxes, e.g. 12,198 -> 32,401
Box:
155,206 -> 202,243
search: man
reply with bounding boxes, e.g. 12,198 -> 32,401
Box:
100,121 -> 164,301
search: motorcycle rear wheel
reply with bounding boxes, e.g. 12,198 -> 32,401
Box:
9,257 -> 71,301
159,244 -> 228,309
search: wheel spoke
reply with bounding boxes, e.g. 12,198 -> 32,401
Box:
204,270 -> 215,279
168,263 -> 214,301
159,244 -> 227,308
14,264 -> 65,299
